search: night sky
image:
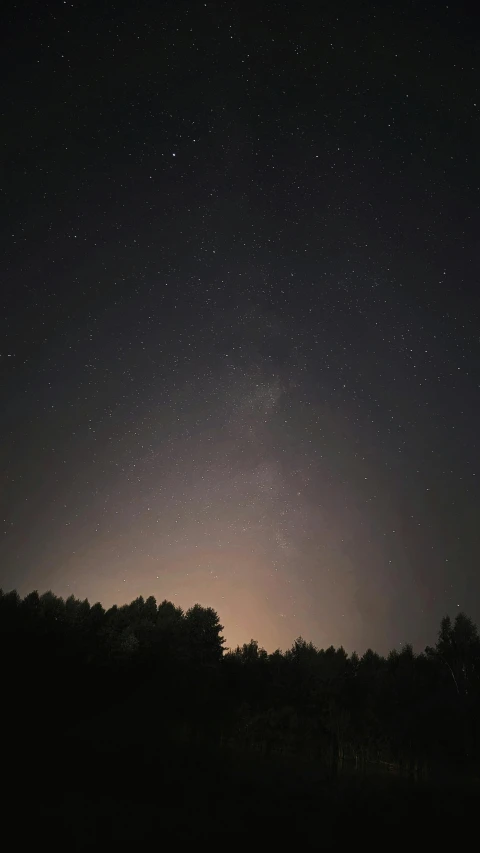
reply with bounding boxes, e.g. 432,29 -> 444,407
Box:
2,1 -> 479,655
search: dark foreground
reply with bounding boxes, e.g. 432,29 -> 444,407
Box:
5,729 -> 478,851
3,593 -> 480,847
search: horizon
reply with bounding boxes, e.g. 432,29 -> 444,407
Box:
2,583 -> 466,659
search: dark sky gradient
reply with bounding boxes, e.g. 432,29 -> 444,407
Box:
1,1 -> 479,654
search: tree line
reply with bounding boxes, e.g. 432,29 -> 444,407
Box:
1,587 -> 479,777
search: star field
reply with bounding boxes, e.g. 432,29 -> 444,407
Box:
1,1 -> 479,654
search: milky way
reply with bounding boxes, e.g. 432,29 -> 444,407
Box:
1,2 -> 480,654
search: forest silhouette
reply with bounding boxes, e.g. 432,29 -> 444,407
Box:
2,587 -> 479,847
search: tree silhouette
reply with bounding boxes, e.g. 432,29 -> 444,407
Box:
1,587 -> 480,778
